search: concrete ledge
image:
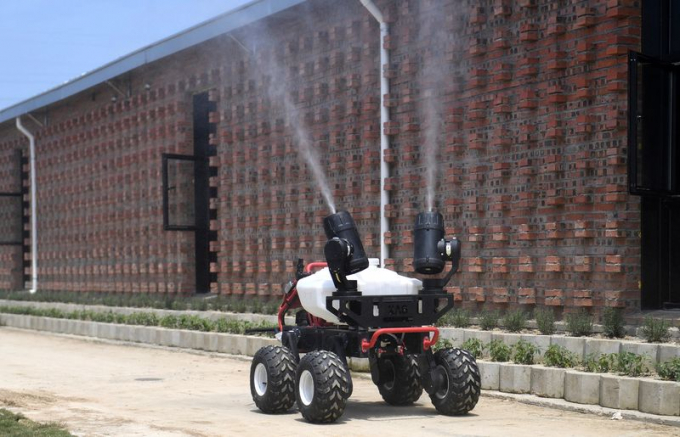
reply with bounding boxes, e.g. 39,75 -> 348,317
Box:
0,313 -> 277,356
584,338 -> 621,357
639,380 -> 680,416
565,371 -> 600,405
551,336 -> 585,358
478,361 -> 500,391
499,363 -> 531,394
531,366 -> 565,399
600,374 -> 639,410
4,300 -> 680,366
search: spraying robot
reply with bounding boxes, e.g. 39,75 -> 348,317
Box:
249,210 -> 480,423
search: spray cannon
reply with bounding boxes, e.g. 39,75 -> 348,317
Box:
323,210 -> 369,294
413,211 -> 461,293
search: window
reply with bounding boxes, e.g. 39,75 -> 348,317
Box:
628,51 -> 680,196
162,153 -> 205,230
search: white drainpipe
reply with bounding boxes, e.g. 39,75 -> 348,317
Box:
15,117 -> 38,293
360,0 -> 390,268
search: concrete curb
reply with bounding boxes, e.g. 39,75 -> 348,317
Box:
2,300 -> 677,365
0,313 -> 277,357
483,359 -> 680,417
0,299 -> 293,325
440,327 -> 680,366
2,312 -> 679,420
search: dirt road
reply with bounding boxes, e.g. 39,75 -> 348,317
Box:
0,328 -> 677,437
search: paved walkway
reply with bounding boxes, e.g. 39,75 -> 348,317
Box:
0,328 -> 677,437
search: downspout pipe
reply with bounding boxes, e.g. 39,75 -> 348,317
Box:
360,0 -> 390,268
15,117 -> 38,293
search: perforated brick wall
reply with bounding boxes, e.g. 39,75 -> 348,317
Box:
0,0 -> 643,313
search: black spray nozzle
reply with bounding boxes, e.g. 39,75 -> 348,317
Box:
413,211 -> 446,274
323,210 -> 369,275
413,211 -> 461,275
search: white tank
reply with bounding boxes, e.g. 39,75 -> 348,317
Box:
297,258 -> 422,324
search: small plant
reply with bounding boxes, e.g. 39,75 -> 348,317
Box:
437,309 -> 470,328
512,340 -> 540,365
582,353 -> 615,373
159,315 -> 179,328
479,310 -> 499,331
640,317 -> 671,343
487,339 -> 511,362
565,309 -> 593,337
461,338 -> 485,359
602,307 -> 626,338
432,338 -> 453,352
657,358 -> 680,382
503,310 -> 527,333
615,351 -> 648,377
126,312 -> 159,326
543,344 -> 579,368
534,308 -> 556,335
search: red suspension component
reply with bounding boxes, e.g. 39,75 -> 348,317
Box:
277,262 -> 328,331
361,326 -> 440,353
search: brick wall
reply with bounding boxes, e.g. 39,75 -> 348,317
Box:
0,0 -> 643,313
383,0 -> 641,313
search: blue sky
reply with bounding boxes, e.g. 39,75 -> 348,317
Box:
0,0 -> 252,110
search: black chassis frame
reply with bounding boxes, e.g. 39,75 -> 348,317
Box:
281,291 -> 453,362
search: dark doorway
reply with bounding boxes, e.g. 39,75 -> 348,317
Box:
631,0 -> 680,308
162,92 -> 214,294
192,92 -> 213,294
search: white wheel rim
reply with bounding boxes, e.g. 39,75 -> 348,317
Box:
254,363 -> 268,396
299,370 -> 315,406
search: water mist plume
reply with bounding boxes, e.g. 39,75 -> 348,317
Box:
247,29 -> 336,214
418,6 -> 452,213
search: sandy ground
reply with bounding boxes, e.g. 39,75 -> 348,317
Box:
0,328 -> 678,437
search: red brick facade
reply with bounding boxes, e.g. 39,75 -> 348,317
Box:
0,0 -> 643,314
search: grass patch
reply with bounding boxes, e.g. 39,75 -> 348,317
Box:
0,409 -> 73,436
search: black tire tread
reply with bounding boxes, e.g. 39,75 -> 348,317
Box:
377,354 -> 423,406
429,347 -> 481,415
250,345 -> 297,414
296,350 -> 351,423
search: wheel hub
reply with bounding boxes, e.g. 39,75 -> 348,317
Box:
299,369 -> 315,406
433,365 -> 449,399
253,363 -> 268,396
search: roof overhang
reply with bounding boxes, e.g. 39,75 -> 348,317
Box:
0,0 -> 306,125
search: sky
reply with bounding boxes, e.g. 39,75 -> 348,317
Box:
0,0 -> 253,110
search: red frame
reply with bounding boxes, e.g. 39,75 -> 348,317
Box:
361,327 -> 440,353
